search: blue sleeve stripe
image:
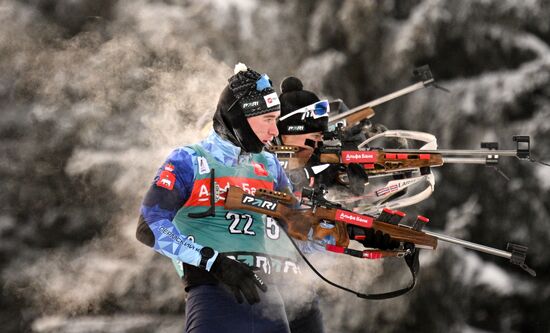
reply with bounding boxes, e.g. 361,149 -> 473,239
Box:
140,205 -> 218,271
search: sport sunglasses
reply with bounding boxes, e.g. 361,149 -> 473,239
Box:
278,100 -> 330,121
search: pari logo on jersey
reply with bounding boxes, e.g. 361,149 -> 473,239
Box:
156,163 -> 177,190
335,209 -> 373,228
341,151 -> 378,164
241,194 -> 278,211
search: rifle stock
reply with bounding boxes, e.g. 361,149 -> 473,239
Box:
224,186 -> 313,240
225,186 -> 535,276
319,149 -> 444,174
224,186 -> 438,249
268,145 -> 445,174
267,145 -> 310,170
336,107 -> 375,127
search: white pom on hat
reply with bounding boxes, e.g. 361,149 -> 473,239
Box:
234,62 -> 248,74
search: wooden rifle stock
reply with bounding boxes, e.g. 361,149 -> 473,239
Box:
224,187 -> 535,276
337,107 -> 375,127
224,186 -> 318,241
267,145 -> 310,170
319,149 -> 444,174
224,186 -> 438,249
268,145 -> 445,174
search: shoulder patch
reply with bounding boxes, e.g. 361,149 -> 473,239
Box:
156,170 -> 176,190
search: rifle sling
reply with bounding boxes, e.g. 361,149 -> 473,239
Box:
282,219 -> 420,300
225,186 -> 420,299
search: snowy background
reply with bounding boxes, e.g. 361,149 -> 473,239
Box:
1,0 -> 549,332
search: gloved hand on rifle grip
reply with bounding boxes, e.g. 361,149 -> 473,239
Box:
211,254 -> 267,305
348,226 -> 400,250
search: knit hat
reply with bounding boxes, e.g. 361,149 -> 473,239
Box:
213,63 -> 281,153
278,77 -> 329,135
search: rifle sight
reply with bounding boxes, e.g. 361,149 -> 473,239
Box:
300,185 -> 342,209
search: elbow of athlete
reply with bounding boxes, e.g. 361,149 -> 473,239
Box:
136,214 -> 155,247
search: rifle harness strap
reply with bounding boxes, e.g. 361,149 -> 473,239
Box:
284,222 -> 420,300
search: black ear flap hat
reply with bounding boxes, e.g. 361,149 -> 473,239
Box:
213,63 -> 281,153
278,77 -> 329,135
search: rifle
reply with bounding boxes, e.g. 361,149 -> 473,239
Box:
225,185 -> 436,250
224,185 -> 534,274
271,133 -> 531,176
224,185 -> 535,299
322,134 -> 530,177
269,133 -> 540,214
328,65 -> 446,129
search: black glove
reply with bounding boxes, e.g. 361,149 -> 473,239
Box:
348,226 -> 400,250
211,254 -> 267,305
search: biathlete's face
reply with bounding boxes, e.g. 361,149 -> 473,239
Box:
281,132 -> 323,158
247,111 -> 280,145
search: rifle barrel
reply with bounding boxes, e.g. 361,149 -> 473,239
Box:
423,230 -> 512,259
442,157 -> 494,164
381,149 -> 518,157
329,81 -> 430,124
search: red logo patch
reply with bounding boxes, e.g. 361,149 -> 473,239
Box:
164,163 -> 175,172
335,209 -> 373,228
252,162 -> 268,177
156,170 -> 176,190
184,176 -> 274,207
341,151 -> 378,164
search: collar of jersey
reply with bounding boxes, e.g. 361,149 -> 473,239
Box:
202,130 -> 243,166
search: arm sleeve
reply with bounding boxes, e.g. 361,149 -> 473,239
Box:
136,148 -> 219,271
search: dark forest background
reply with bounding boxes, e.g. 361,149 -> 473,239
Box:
1,0 -> 549,332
